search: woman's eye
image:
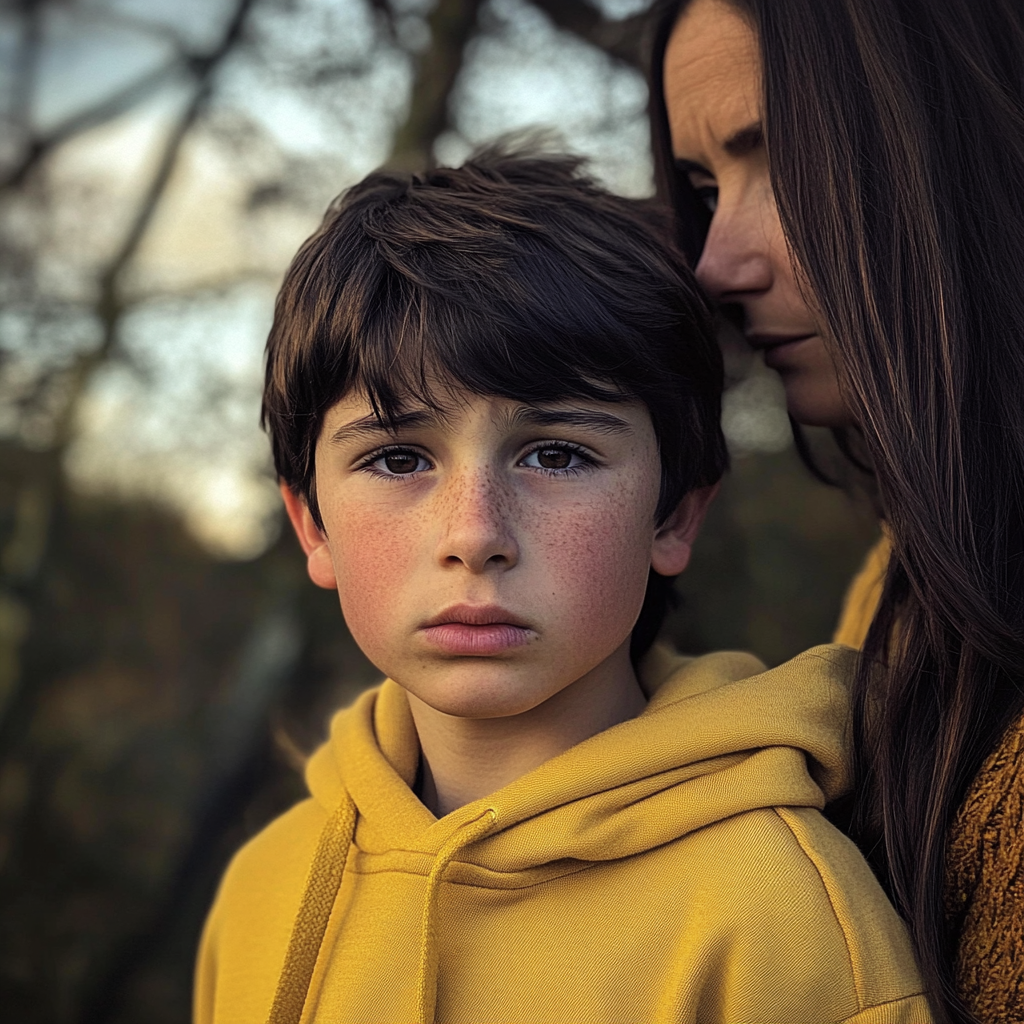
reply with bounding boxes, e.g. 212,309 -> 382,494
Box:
521,445 -> 588,472
367,449 -> 429,475
696,185 -> 718,214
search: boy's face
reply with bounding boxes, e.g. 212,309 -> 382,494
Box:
284,388 -> 711,720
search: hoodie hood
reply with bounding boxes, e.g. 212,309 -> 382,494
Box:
263,644 -> 863,1024
305,645 -> 853,872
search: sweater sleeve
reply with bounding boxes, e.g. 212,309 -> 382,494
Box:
833,531 -> 1024,1019
945,714 -> 1024,1022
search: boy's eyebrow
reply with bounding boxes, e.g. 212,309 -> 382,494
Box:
327,409 -> 436,445
327,405 -> 634,445
505,406 -> 635,435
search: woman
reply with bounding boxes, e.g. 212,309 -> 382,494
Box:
649,0 -> 1024,1021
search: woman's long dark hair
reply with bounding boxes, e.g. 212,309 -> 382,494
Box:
650,1 -> 1024,1021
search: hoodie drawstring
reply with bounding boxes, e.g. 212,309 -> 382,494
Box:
416,809 -> 496,1024
267,793 -> 357,1024
265,799 -> 494,1024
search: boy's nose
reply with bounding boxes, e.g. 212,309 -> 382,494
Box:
435,468 -> 519,573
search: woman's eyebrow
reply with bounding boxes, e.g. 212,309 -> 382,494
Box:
674,121 -> 764,175
724,121 -> 763,156
505,407 -> 634,435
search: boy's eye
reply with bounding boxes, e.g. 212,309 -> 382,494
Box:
364,448 -> 430,476
520,444 -> 591,473
384,452 -> 420,474
534,448 -> 573,470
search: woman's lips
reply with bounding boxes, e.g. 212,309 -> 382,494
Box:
749,333 -> 817,371
419,623 -> 534,655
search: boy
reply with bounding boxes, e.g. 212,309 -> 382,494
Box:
195,147 -> 931,1024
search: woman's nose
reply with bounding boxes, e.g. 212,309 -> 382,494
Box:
435,468 -> 519,573
694,201 -> 774,302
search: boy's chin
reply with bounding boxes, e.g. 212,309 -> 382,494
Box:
398,666 -> 572,721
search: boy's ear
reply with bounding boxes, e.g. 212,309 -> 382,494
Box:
279,483 -> 337,590
650,483 -> 719,577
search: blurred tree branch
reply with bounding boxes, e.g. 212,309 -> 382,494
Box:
0,1 -> 258,193
385,0 -> 650,172
1,59 -> 185,192
7,0 -> 43,154
528,0 -> 649,69
54,0 -> 259,448
0,0 -> 260,766
388,0 -> 487,170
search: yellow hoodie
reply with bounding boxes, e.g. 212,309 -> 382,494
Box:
195,645 -> 931,1024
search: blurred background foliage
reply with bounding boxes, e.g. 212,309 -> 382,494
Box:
0,0 -> 878,1020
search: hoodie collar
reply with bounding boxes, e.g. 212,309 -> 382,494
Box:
305,645 -> 856,871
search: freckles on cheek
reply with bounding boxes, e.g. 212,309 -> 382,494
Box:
538,490 -> 655,639
330,508 -> 412,652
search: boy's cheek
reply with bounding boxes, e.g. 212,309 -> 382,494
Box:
329,519 -> 417,651
528,501 -> 657,630
323,484 -> 658,664
554,537 -> 652,641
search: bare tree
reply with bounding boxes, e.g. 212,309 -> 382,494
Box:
0,0 -> 263,770
387,0 -> 488,169
529,0 -> 648,68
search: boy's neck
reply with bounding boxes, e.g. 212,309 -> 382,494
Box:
406,643 -> 647,818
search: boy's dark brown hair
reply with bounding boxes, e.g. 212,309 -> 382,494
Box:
262,143 -> 726,659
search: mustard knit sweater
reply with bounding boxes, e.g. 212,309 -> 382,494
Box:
835,536 -> 1024,1022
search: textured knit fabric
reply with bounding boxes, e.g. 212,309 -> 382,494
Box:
194,645 -> 931,1024
944,718 -> 1024,1023
836,539 -> 1024,1021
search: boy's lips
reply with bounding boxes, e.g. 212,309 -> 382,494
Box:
419,604 -> 535,655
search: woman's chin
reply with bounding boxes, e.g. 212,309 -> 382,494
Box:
783,378 -> 853,429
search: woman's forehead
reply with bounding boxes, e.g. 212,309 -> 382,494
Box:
663,0 -> 761,160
